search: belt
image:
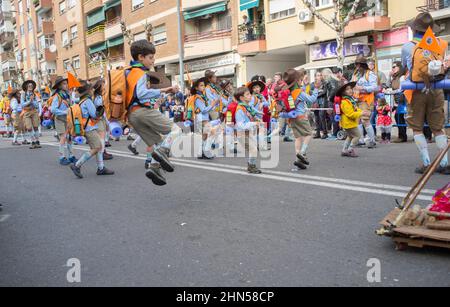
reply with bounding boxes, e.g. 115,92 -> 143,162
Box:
129,102 -> 155,114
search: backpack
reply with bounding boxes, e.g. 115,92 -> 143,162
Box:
104,67 -> 145,122
225,101 -> 238,123
184,95 -> 197,121
411,39 -> 447,83
67,99 -> 89,137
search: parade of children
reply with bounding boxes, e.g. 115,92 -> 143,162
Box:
1,36 -> 449,187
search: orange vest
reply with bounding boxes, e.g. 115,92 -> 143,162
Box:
352,71 -> 375,105
125,67 -> 146,111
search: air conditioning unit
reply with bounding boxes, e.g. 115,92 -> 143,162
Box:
298,9 -> 313,24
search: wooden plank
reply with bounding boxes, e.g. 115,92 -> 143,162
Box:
393,236 -> 450,250
380,208 -> 401,227
393,226 -> 450,241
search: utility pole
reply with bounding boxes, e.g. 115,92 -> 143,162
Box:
176,0 -> 185,92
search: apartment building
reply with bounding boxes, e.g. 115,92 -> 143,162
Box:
12,0 -> 57,88
236,0 -> 424,82
180,0 -> 240,85
0,0 -> 17,90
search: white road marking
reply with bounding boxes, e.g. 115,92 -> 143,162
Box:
40,142 -> 434,202
0,214 -> 11,222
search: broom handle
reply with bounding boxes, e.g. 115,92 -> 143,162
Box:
393,141 -> 450,227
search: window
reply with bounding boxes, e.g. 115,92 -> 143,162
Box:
152,24 -> 167,45
67,0 -> 76,9
72,56 -> 80,69
70,25 -> 78,39
59,1 -> 66,14
18,1 -> 23,14
63,59 -> 70,71
22,49 -> 27,61
217,12 -> 232,31
312,0 -> 332,8
61,30 -> 68,46
269,0 -> 296,21
134,31 -> 146,41
132,0 -> 144,10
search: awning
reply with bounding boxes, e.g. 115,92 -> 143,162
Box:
183,1 -> 227,20
87,8 -> 105,28
104,0 -> 121,11
107,36 -> 124,48
296,55 -> 358,70
240,0 -> 259,11
89,42 -> 107,54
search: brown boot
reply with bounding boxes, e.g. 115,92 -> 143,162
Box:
247,163 -> 262,174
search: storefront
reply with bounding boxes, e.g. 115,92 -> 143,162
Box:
174,52 -> 240,87
374,27 -> 410,79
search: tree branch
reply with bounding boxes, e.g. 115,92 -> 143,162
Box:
343,0 -> 362,27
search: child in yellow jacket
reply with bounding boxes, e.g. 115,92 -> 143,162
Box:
336,82 -> 367,158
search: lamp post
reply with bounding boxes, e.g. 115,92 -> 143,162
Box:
176,0 -> 185,92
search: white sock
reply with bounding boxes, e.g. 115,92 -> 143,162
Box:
414,134 -> 431,166
435,134 -> 448,167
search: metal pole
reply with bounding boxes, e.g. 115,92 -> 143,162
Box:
176,0 -> 185,93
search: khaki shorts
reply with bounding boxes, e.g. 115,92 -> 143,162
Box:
23,109 -> 40,130
97,117 -> 107,133
55,116 -> 68,135
4,115 -> 12,126
358,101 -> 373,124
85,130 -> 102,150
345,127 -> 361,145
289,117 -> 312,138
12,115 -> 23,132
406,90 -> 445,132
209,111 -> 220,121
128,107 -> 173,147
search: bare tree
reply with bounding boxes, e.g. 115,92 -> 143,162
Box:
120,21 -> 134,46
144,21 -> 153,43
301,0 -> 362,69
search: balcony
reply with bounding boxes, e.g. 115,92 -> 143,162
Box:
37,20 -> 54,35
237,23 -> 266,56
88,60 -> 106,79
0,51 -> 15,63
41,48 -> 56,62
105,17 -> 122,39
345,14 -> 390,35
0,31 -> 14,46
33,0 -> 52,13
418,0 -> 450,20
184,28 -> 232,59
86,24 -> 105,46
84,0 -> 104,14
0,10 -> 13,22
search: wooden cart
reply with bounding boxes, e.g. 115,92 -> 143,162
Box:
376,143 -> 450,251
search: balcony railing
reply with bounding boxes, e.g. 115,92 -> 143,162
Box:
87,24 -> 105,36
184,28 -> 232,43
238,23 -> 265,45
109,55 -> 125,63
418,0 -> 450,12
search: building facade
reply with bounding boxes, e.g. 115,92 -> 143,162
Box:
1,0 -> 17,91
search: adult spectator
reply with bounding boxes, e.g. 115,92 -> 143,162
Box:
312,71 -> 328,139
322,68 -> 340,140
333,67 -> 348,83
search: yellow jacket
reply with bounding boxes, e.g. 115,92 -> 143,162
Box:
0,97 -> 9,113
340,97 -> 362,129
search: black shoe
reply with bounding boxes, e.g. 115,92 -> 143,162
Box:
35,141 -> 42,148
296,153 -> 310,165
103,152 -> 113,160
97,167 -> 115,175
128,144 -> 139,155
152,148 -> 174,173
146,166 -> 167,186
415,165 -> 429,175
105,141 -> 112,148
145,160 -> 151,169
202,153 -> 214,160
29,142 -> 36,149
127,135 -> 135,141
313,134 -> 321,139
321,134 -> 328,140
436,165 -> 450,175
294,159 -> 307,170
70,165 -> 83,179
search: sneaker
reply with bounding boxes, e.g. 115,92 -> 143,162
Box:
327,136 -> 337,141
341,151 -> 350,157
60,158 -> 71,166
68,156 -> 78,164
97,168 -> 115,176
145,159 -> 151,170
415,165 -> 429,174
347,149 -> 359,158
356,142 -> 366,147
321,134 -> 328,140
70,165 -> 83,179
128,144 -> 139,155
436,165 -> 450,175
145,165 -> 167,186
283,136 -> 294,142
152,148 -> 174,172
29,142 -> 37,149
35,141 -> 42,148
12,141 -> 21,146
367,142 -> 377,149
127,135 -> 135,141
296,153 -> 310,165
294,159 -> 307,170
105,141 -> 112,148
313,133 -> 321,139
22,140 -> 30,145
201,153 -> 214,160
103,152 -> 113,160
247,164 -> 262,174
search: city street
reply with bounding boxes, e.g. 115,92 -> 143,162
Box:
0,132 -> 449,287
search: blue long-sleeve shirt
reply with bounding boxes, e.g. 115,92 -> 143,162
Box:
250,94 -> 269,111
81,97 -> 99,132
131,73 -> 161,107
221,94 -> 233,113
353,71 -> 379,93
10,98 -> 22,115
195,94 -> 214,122
235,103 -> 259,131
21,91 -> 39,110
51,91 -> 71,117
280,89 -> 318,118
205,84 -> 221,113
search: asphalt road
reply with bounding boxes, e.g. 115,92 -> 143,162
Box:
0,131 -> 449,287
